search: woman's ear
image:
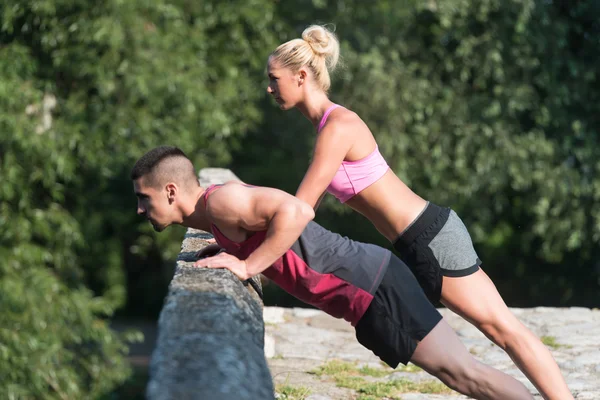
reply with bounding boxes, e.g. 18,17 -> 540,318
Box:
298,69 -> 308,85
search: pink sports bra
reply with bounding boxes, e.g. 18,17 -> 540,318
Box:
318,104 -> 390,203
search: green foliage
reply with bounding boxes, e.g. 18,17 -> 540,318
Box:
540,335 -> 571,349
0,267 -> 133,399
334,375 -> 451,398
275,384 -> 311,400
389,0 -> 600,262
0,8 -> 130,396
309,359 -> 450,398
310,359 -> 358,377
2,0 -> 283,314
394,363 -> 422,373
1,0 -> 281,396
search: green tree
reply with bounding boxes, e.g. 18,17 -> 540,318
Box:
0,38 -> 133,398
1,0 -> 282,396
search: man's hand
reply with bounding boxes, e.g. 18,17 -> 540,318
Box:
193,252 -> 250,280
195,243 -> 223,259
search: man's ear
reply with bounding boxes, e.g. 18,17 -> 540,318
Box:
166,182 -> 177,203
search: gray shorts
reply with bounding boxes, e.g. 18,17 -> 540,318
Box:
393,202 -> 481,303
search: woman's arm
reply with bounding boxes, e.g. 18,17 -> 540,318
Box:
314,192 -> 327,210
295,121 -> 353,210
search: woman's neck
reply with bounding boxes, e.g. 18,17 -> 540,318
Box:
296,92 -> 335,130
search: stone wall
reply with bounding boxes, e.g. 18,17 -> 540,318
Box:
146,168 -> 273,400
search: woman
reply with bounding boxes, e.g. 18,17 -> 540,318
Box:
265,25 -> 572,400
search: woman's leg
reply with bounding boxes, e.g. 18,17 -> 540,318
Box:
410,319 -> 533,399
441,268 -> 573,400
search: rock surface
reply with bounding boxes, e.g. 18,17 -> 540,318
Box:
146,169 -> 272,400
266,306 -> 600,399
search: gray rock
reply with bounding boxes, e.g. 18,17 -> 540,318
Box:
292,308 -> 324,319
265,334 -> 276,359
147,168 -> 272,400
264,307 -> 286,324
264,306 -> 600,399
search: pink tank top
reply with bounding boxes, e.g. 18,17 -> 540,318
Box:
318,104 -> 390,203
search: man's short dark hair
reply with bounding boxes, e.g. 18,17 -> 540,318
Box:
130,146 -> 189,181
131,146 -> 200,192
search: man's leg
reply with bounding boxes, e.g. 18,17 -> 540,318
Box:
410,319 -> 533,400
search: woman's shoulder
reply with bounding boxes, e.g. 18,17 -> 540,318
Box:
325,105 -> 372,137
327,105 -> 363,128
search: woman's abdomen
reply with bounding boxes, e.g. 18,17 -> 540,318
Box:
346,170 -> 428,242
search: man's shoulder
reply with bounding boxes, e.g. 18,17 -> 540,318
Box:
205,181 -> 258,212
212,180 -> 247,195
223,178 -> 245,185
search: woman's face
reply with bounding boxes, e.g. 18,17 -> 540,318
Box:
266,57 -> 303,110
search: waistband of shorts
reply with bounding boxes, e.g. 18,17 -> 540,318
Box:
393,202 -> 443,250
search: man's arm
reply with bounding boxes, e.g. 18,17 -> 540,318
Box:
194,184 -> 315,279
243,188 -> 315,276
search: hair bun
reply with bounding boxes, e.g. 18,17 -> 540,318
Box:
302,26 -> 331,54
302,25 -> 340,70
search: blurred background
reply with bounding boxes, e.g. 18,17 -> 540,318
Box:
1,0 -> 599,398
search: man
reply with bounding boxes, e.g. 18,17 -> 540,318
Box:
131,146 -> 533,399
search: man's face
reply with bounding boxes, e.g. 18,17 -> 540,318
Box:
133,177 -> 173,232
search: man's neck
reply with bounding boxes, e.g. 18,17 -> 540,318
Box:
181,186 -> 211,232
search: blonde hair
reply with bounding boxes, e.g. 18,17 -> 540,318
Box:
271,24 -> 340,92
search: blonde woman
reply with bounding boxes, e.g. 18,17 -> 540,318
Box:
265,25 -> 572,400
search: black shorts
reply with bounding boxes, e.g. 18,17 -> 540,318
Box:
354,256 -> 442,368
393,202 -> 481,305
